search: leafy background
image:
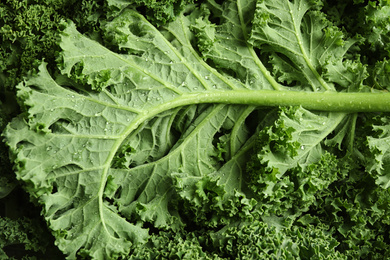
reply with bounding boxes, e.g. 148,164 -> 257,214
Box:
1,0 -> 390,259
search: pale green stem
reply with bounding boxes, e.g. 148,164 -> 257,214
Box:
163,90 -> 390,112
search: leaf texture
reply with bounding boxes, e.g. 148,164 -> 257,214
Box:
4,7 -> 262,258
2,1 -> 377,259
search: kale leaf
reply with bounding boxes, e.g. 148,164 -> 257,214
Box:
2,0 -> 390,259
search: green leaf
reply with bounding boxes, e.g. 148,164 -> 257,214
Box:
208,220 -> 344,259
250,106 -> 346,176
246,106 -> 345,221
0,177 -> 17,199
372,58 -> 390,91
249,0 -> 365,91
0,216 -> 62,259
365,0 -> 390,54
106,0 -> 194,25
3,1 -> 390,259
367,116 -> 390,189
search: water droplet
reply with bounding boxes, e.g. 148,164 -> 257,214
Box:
194,87 -> 198,90
73,152 -> 81,161
204,75 -> 209,80
169,61 -> 173,64
104,128 -> 108,132
71,95 -> 75,98
126,118 -> 130,122
145,58 -> 148,61
50,109 -> 54,112
212,85 -> 217,89
46,146 -> 52,151
300,145 -> 305,150
156,97 -> 161,101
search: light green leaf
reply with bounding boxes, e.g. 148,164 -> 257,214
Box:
254,106 -> 346,175
249,0 -> 364,91
367,116 -> 390,189
3,1 -> 390,259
